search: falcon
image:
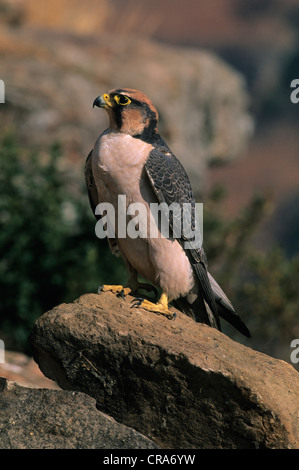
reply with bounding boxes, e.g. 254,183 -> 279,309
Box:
85,88 -> 250,337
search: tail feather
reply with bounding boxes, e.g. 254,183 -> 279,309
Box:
208,272 -> 251,338
172,295 -> 219,330
173,272 -> 251,338
192,262 -> 221,330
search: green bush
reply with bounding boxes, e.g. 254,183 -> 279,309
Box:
0,133 -> 126,350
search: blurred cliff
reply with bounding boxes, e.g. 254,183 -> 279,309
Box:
0,11 -> 252,191
0,0 -> 298,369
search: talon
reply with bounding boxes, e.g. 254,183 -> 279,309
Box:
130,293 -> 175,320
97,284 -> 131,297
166,312 -> 177,321
117,289 -> 126,299
131,300 -> 143,309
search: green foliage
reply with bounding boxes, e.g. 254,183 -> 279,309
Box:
0,133 -> 126,350
236,249 -> 299,340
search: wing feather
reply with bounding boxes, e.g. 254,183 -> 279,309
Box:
144,146 -> 221,329
144,145 -> 250,336
85,150 -> 120,257
85,150 -> 100,219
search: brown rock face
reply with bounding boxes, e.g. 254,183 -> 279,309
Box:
30,292 -> 299,449
0,377 -> 158,449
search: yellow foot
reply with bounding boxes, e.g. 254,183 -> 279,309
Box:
131,293 -> 176,320
98,285 -> 132,298
98,282 -> 158,300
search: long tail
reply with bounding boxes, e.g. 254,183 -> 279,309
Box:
173,294 -> 220,330
173,273 -> 250,338
208,272 -> 251,338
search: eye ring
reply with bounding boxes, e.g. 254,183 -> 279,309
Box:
114,94 -> 131,106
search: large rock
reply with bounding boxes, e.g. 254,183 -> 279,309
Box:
30,292 -> 299,449
0,377 -> 158,449
0,25 -> 252,192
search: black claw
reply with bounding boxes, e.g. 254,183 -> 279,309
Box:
167,312 -> 177,321
130,298 -> 144,304
131,302 -> 142,309
130,298 -> 144,309
117,289 -> 126,300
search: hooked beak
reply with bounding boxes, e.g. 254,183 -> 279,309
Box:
93,93 -> 113,109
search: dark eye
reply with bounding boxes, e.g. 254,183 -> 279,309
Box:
114,94 -> 131,106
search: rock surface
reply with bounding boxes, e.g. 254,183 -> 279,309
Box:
30,292 -> 299,449
0,25 -> 252,192
0,377 -> 158,449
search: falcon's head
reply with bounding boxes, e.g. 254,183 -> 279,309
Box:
93,88 -> 159,140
